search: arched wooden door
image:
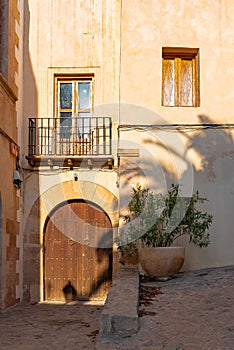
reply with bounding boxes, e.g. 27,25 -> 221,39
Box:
44,200 -> 113,301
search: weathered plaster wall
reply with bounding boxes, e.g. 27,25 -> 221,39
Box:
119,126 -> 234,270
117,0 -> 234,270
22,0 -> 121,167
21,0 -> 122,301
21,0 -> 234,282
120,0 -> 234,124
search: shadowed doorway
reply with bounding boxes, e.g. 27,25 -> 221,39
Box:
43,200 -> 113,301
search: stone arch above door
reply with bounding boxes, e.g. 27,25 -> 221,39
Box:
23,180 -> 118,303
40,180 -> 119,229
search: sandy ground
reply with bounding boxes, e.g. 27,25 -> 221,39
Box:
97,265 -> 234,349
1,266 -> 234,350
0,300 -> 103,350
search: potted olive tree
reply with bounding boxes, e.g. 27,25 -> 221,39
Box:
116,184 -> 213,277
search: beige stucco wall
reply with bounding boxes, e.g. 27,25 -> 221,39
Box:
119,126 -> 234,270
118,0 -> 234,270
20,0 -> 234,288
22,0 -> 121,167
21,18 -> 121,296
120,0 -> 234,124
21,0 -> 122,302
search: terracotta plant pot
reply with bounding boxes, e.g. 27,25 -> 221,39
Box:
121,248 -> 139,265
138,246 -> 185,278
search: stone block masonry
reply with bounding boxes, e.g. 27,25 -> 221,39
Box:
98,268 -> 139,339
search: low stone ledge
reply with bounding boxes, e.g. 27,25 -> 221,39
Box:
99,268 -> 139,339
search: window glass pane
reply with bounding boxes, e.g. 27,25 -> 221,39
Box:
78,82 -> 91,109
78,112 -> 91,138
162,59 -> 175,106
60,112 -> 72,138
60,83 -> 72,109
180,59 -> 193,106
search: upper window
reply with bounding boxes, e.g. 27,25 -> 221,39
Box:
162,47 -> 200,107
55,75 -> 94,139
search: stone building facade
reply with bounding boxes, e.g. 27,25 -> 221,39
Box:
1,0 -> 234,307
0,0 -> 21,309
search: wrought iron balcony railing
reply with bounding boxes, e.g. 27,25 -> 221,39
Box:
28,117 -> 112,157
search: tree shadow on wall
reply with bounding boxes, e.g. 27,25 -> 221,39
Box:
139,115 -> 234,257
133,115 -> 234,183
119,156 -> 178,222
141,115 -> 234,184
183,115 -> 234,182
118,114 -> 234,269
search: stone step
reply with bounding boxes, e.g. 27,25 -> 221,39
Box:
98,268 -> 139,339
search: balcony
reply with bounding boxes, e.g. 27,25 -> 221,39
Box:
26,117 -> 113,168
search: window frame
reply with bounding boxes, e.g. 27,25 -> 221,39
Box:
162,47 -> 200,107
54,74 -> 94,119
53,74 -> 95,146
54,74 -> 94,136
